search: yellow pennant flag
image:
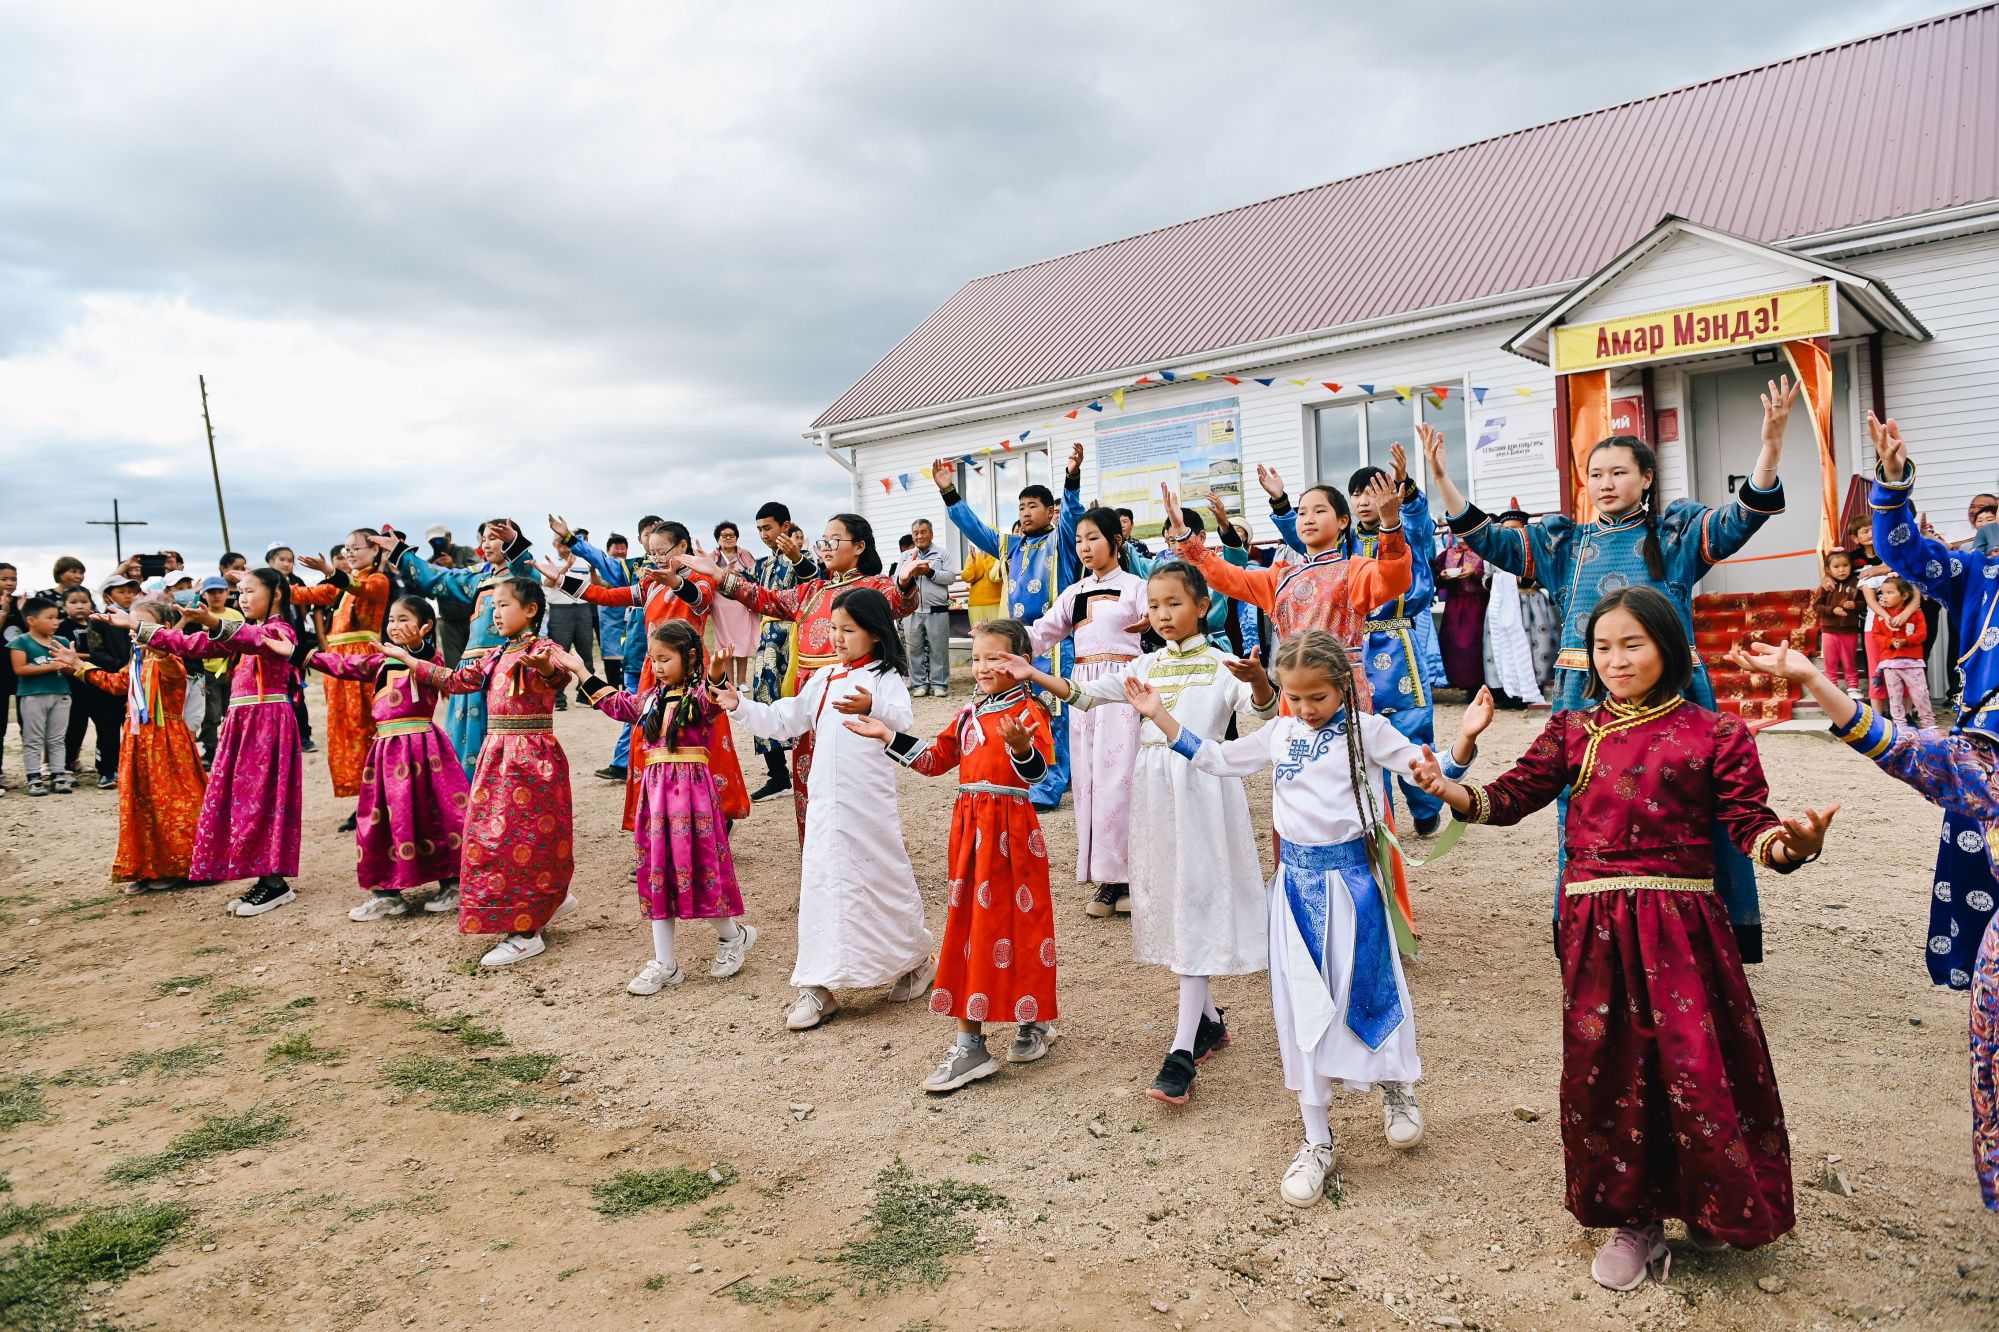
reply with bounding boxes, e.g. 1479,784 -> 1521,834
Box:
1288,377 -> 1309,387
1392,386 -> 1414,400
1111,389 -> 1126,410
1190,372 -> 1209,381
1512,386 -> 1534,399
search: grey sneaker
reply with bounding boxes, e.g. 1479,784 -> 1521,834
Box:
921,1041 -> 1000,1093
887,956 -> 935,1002
1381,1081 -> 1424,1149
1006,1022 -> 1056,1064
709,923 -> 756,979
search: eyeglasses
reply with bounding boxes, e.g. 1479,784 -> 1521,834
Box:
813,538 -> 854,552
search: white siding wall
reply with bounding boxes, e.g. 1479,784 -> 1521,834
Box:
1850,231 -> 1999,542
843,321 -> 1562,545
1564,231 -> 1819,323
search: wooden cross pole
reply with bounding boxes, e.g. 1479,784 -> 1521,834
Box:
199,374 -> 231,551
85,498 -> 148,561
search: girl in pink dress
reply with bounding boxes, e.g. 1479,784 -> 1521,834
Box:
114,568 -> 305,917
708,522 -> 761,687
552,622 -> 754,996
285,596 -> 470,922
387,579 -> 577,968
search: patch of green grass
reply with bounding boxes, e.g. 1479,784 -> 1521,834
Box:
642,1272 -> 665,1291
190,946 -> 229,957
265,1033 -> 342,1067
118,1044 -> 222,1080
0,1201 -> 189,1332
382,1053 -> 558,1114
105,1110 -> 296,1184
731,1274 -> 835,1309
830,1161 -> 1006,1294
204,987 -> 258,1011
416,1015 -> 509,1049
52,896 -> 118,918
285,996 -> 316,1009
555,1265 -> 583,1281
44,1068 -> 105,1090
592,1164 -> 736,1219
0,1011 -> 63,1043
151,974 -> 212,997
371,996 -> 423,1013
285,1193 -> 343,1214
488,1236 -> 516,1252
0,1202 -> 68,1242
343,1192 -> 439,1223
0,1079 -> 50,1135
686,1203 -> 735,1239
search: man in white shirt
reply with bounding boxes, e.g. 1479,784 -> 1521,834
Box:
899,519 -> 959,697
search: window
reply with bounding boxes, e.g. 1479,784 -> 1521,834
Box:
952,445 -> 1052,563
1312,384 -> 1470,520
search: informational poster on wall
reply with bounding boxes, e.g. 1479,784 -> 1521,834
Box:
1472,410 -> 1552,468
1095,396 -> 1243,539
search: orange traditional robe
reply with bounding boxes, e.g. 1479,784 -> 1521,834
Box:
81,653 -> 205,882
291,568 -> 391,797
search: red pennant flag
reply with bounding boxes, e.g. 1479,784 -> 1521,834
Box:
880,478 -> 893,493
1136,376 -> 1153,385
1321,382 -> 1342,393
1065,409 -> 1079,420
1000,440 -> 1014,452
1431,385 -> 1451,399
1220,376 -> 1241,385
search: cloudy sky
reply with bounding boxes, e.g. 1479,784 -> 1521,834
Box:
0,0 -> 1934,585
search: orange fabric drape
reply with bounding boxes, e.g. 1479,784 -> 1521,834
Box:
1566,369 -> 1612,524
1781,337 -> 1839,554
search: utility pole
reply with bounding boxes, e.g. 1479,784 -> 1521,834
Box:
199,374 -> 231,552
85,499 -> 148,561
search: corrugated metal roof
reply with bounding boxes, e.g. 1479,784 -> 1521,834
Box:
813,5 -> 1999,431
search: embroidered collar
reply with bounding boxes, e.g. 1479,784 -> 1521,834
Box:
1165,634 -> 1209,657
1588,506 -> 1649,535
974,684 -> 1030,714
1602,694 -> 1680,721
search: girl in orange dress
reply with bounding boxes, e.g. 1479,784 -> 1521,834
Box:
846,618 -> 1059,1094
53,601 -> 205,890
290,529 -> 393,816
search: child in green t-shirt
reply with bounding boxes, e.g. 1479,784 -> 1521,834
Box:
8,597 -> 72,794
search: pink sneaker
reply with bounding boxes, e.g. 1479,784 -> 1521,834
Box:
1591,1224 -> 1669,1291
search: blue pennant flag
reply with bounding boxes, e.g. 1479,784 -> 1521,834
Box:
1253,377 -> 1274,387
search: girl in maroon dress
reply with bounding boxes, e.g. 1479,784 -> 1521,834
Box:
1435,535 -> 1487,691
1413,586 -> 1835,1292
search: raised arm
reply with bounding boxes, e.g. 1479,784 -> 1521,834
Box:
1343,524 -> 1413,615
303,649 -> 389,681
1711,713 -> 1823,871
1453,712 -> 1574,826
934,459 -> 1003,560
396,548 -> 485,601
564,535 -> 629,588
1056,448 -> 1085,587
1169,535 -> 1280,613
1870,420 -> 1976,604
577,671 -> 643,724
402,651 -> 493,696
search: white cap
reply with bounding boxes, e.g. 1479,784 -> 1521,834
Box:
263,540 -> 292,560
424,523 -> 449,542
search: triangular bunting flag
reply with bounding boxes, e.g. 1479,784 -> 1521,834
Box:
1112,389 -> 1126,409
1253,378 -> 1274,387
1000,440 -> 1014,451
959,454 -> 975,467
1425,392 -> 1445,410
1136,376 -> 1153,385
1392,386 -> 1414,400
1512,386 -> 1534,399
880,478 -> 893,493
897,474 -> 911,490
1019,430 -> 1031,441
1159,370 -> 1177,382
1321,382 -> 1341,393
1471,387 -> 1488,404
1357,384 -> 1375,394
1431,385 -> 1451,399
1065,409 -> 1080,420
1220,376 -> 1241,385
1190,372 -> 1209,381
1087,401 -> 1104,412
1288,378 -> 1309,387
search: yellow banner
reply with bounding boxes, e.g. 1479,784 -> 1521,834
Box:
1552,283 -> 1835,374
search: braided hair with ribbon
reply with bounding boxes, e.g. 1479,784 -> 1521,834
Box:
641,620 -> 709,748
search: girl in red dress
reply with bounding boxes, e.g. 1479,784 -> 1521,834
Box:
846,618 -> 1059,1093
388,579 -> 579,969
1414,586 -> 1835,1292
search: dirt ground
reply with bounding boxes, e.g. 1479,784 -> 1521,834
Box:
2,681 -> 1995,1332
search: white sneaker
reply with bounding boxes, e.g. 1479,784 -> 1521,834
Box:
348,894 -> 408,922
1381,1081 -> 1424,1149
785,986 -> 838,1031
921,1040 -> 1000,1093
548,893 -> 580,927
628,960 -> 685,995
481,933 -> 546,967
887,956 -> 935,1002
1280,1141 -> 1337,1208
423,885 -> 460,914
709,923 -> 756,979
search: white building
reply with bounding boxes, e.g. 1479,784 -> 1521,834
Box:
805,7 -> 1999,600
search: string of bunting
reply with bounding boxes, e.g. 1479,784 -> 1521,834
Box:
887,372 -> 1545,485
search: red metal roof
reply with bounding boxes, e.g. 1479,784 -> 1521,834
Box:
814,5 -> 1999,430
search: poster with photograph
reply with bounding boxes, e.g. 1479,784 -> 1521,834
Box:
1095,397 -> 1243,539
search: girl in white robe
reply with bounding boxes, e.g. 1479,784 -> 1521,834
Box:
1483,564 -> 1547,706
1127,628 -> 1474,1209
1006,559 -> 1275,1106
722,588 -> 934,1032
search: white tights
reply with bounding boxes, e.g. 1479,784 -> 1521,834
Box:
651,917 -> 740,968
1299,1072 -> 1336,1146
1172,974 -> 1221,1053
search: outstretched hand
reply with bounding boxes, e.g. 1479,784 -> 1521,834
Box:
1223,655 -> 1268,688
1772,804 -> 1839,865
1868,411 -> 1909,483
1360,471 -> 1400,527
675,552 -> 723,582
1067,440 -> 1084,475
832,684 -> 874,717
378,640 -> 415,665
1460,685 -> 1495,741
549,643 -> 590,681
1256,463 -> 1287,502
49,643 -> 84,673
1122,674 -> 1165,719
532,555 -> 570,586
1389,440 -> 1408,488
1409,745 -> 1449,797
1727,640 -> 1817,683
367,531 -> 400,553
993,652 -> 1036,682
931,458 -> 956,491
1159,483 -> 1187,540
772,528 -> 805,563
517,643 -> 560,678
843,714 -> 892,743
547,514 -> 574,542
298,552 -> 334,576
1761,374 -> 1801,450
93,608 -> 140,630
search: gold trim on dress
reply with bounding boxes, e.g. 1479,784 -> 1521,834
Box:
1750,825 -> 1786,868
373,718 -> 432,737
1571,697 -> 1684,797
487,715 -> 554,734
642,746 -> 710,766
1564,875 -> 1714,897
325,631 -> 379,647
227,693 -> 289,708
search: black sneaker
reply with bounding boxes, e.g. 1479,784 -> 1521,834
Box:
336,812 -> 358,833
595,765 -> 628,782
1110,883 -> 1132,914
1192,1007 -> 1230,1064
1085,882 -> 1123,918
1146,1049 -> 1197,1105
750,777 -> 792,803
553,695 -> 568,711
301,739 -> 318,753
231,877 -> 296,917
1413,813 -> 1441,837
97,774 -> 118,790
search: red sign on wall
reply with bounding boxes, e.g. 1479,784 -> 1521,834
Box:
1655,407 -> 1680,443
1610,395 -> 1647,441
